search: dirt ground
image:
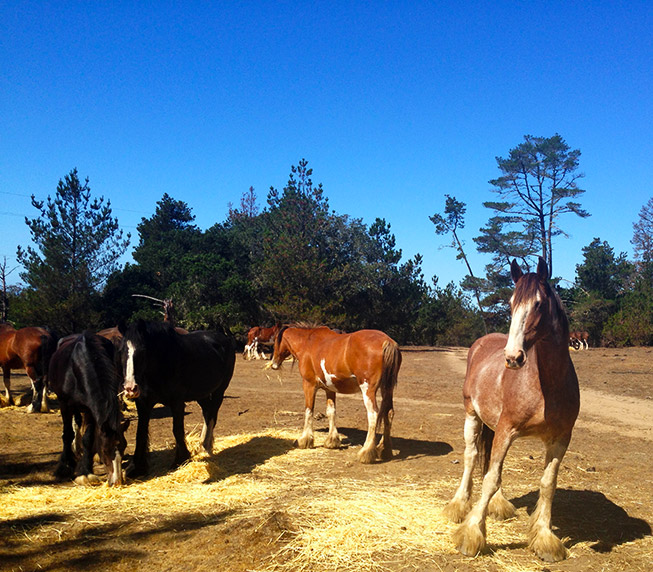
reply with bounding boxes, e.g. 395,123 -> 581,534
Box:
1,345 -> 652,571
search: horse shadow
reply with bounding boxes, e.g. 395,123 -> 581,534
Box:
133,435 -> 296,483
329,427 -> 453,460
510,488 -> 652,552
0,453 -> 59,486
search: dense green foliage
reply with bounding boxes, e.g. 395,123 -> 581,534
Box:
14,169 -> 130,333
8,156 -> 652,347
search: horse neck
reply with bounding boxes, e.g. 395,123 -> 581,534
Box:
532,325 -> 572,384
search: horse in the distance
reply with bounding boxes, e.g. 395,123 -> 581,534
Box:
243,323 -> 281,360
269,325 -> 401,463
569,330 -> 589,350
0,323 -> 57,412
444,258 -> 580,562
49,331 -> 128,486
118,320 -> 236,478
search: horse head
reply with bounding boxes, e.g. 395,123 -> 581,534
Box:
504,257 -> 563,369
269,326 -> 290,370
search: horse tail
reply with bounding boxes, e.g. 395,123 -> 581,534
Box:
40,330 -> 59,385
375,339 -> 401,432
477,422 -> 495,476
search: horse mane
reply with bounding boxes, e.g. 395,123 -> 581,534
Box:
513,273 -> 569,338
75,331 -> 122,433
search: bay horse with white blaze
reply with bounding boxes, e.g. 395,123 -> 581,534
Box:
118,320 -> 236,478
0,323 -> 57,412
49,331 -> 128,486
444,258 -> 580,562
270,325 -> 401,463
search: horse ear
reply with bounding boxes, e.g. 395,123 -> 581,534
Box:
510,259 -> 523,284
117,320 -> 127,335
537,257 -> 549,282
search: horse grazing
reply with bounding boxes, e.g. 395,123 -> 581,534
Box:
243,323 -> 281,360
444,258 -> 580,562
270,325 -> 401,463
118,320 -> 236,477
49,331 -> 128,486
0,323 -> 57,412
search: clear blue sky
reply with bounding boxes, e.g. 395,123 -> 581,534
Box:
2,1 -> 651,289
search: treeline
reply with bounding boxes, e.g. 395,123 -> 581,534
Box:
4,155 -> 652,347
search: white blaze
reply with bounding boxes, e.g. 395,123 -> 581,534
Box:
125,341 -> 136,388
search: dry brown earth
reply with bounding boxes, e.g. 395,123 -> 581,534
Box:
1,346 -> 652,571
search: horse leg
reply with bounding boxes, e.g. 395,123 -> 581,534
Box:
1,367 -> 10,406
297,380 -> 317,449
199,391 -> 225,455
376,383 -> 395,461
127,400 -> 152,479
453,422 -> 516,557
528,439 -> 570,562
54,403 -> 76,480
170,401 -> 191,468
73,411 -> 84,457
26,365 -> 49,413
358,382 -> 379,464
75,414 -> 100,485
323,390 -> 341,449
444,412 -> 481,523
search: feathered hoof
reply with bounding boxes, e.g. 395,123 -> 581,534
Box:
74,474 -> 101,486
295,436 -> 314,449
324,435 -> 342,449
529,528 -> 567,562
488,493 -> 516,521
442,498 -> 471,523
453,520 -> 487,557
357,446 -> 378,464
0,394 -> 9,407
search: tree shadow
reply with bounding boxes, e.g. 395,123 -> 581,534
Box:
510,488 -> 651,552
0,508 -> 237,571
329,427 -> 453,460
0,452 -> 58,486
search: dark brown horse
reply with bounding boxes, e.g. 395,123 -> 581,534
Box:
118,320 -> 235,478
49,331 -> 128,486
243,323 -> 280,360
0,323 -> 57,412
444,258 -> 580,562
269,325 -> 401,463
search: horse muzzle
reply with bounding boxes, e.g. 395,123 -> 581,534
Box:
504,350 -> 526,369
124,386 -> 141,399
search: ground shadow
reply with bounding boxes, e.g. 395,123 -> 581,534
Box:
0,508 -> 237,571
510,488 -> 651,552
129,435 -> 296,483
330,426 -> 453,460
0,453 -> 58,486
205,435 -> 296,481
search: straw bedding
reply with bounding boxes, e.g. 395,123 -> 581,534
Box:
1,428 -> 649,572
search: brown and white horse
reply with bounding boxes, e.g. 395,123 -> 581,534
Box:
269,325 -> 401,463
444,258 -> 580,562
243,323 -> 280,360
0,323 -> 57,412
569,330 -> 589,350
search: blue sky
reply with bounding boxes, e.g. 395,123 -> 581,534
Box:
1,1 -> 651,290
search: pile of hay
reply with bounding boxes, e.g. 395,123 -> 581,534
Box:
0,428 -> 610,572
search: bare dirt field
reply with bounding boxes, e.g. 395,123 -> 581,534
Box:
1,346 -> 652,571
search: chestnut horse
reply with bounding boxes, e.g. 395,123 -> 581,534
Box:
0,323 -> 57,412
270,325 -> 401,463
569,330 -> 589,350
243,323 -> 280,360
49,331 -> 128,486
444,258 -> 580,562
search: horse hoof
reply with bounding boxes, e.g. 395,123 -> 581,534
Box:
357,447 -> 377,464
74,475 -> 90,486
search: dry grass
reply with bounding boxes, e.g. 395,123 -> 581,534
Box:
2,428 -> 650,572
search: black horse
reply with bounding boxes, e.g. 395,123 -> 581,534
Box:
118,320 -> 236,478
49,331 -> 128,486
